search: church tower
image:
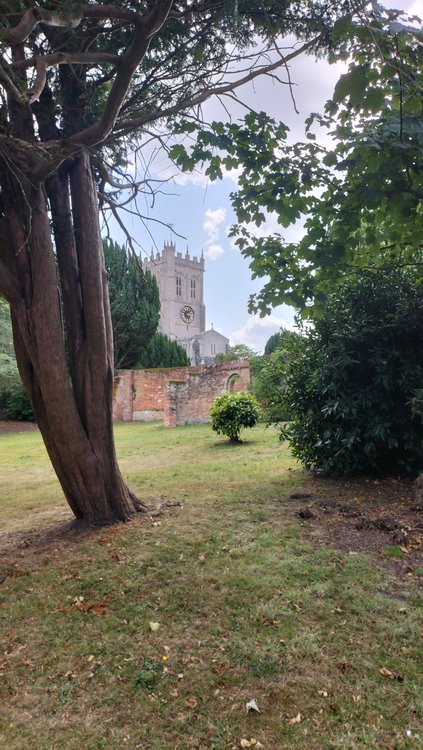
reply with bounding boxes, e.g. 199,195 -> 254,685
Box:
144,241 -> 206,340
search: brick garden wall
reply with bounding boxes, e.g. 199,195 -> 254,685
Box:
113,361 -> 250,427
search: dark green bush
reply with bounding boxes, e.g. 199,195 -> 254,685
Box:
1,383 -> 34,421
209,392 -> 261,443
281,269 -> 423,477
136,332 -> 190,368
250,330 -> 300,422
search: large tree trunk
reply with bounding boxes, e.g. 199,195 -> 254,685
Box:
2,150 -> 146,524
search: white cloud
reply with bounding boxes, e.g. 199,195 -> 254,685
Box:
202,207 -> 227,261
173,167 -> 210,188
203,207 -> 226,239
205,243 -> 225,260
229,314 -> 296,353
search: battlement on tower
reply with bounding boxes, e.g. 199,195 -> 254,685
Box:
146,241 -> 204,269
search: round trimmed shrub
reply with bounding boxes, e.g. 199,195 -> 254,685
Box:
209,392 -> 261,443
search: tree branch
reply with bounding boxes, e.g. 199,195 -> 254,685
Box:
113,34 -> 324,137
13,51 -> 121,72
12,52 -> 121,104
99,191 -> 138,256
0,7 -> 82,45
64,0 -> 175,149
0,59 -> 26,103
0,4 -> 153,46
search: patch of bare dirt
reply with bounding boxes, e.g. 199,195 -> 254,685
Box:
0,420 -> 38,435
283,475 -> 423,581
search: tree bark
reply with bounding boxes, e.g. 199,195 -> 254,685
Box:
3,153 -> 147,524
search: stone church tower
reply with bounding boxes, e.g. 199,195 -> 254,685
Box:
144,241 -> 206,339
144,241 -> 229,364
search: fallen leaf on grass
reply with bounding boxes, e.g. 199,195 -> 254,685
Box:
259,617 -> 279,628
91,605 -> 108,616
379,667 -> 404,682
379,667 -> 393,678
212,662 -> 231,675
184,697 -> 198,709
336,660 -> 350,673
240,740 -> 263,748
286,712 -> 302,724
49,604 -> 72,615
74,597 -> 108,616
97,536 -> 112,545
21,659 -> 34,668
245,699 -> 261,713
149,621 -> 160,632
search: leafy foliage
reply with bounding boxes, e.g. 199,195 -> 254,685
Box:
1,383 -> 34,421
264,333 -> 283,356
214,344 -> 255,364
171,6 -> 423,317
103,241 -> 160,370
264,329 -> 297,356
280,270 -> 423,477
136,332 -> 190,368
0,300 -> 34,420
250,329 -> 300,422
209,392 -> 261,443
0,299 -> 18,393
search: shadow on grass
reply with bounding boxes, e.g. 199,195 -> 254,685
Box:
208,437 -> 261,450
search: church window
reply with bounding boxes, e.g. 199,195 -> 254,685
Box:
191,279 -> 196,299
176,276 -> 182,296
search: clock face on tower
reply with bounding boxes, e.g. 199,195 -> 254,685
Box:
180,305 -> 195,324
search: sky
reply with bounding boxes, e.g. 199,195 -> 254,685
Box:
107,0 -> 421,354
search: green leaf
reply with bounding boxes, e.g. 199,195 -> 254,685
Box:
333,66 -> 368,107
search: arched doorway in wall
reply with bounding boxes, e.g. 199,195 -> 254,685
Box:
226,373 -> 244,393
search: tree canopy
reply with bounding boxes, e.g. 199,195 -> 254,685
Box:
264,329 -> 296,356
171,5 -> 423,317
103,240 -> 160,370
214,344 -> 255,363
250,328 -> 300,421
137,331 -> 190,368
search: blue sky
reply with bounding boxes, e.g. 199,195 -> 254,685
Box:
107,0 -> 420,353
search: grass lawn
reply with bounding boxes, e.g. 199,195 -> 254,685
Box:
0,422 -> 421,749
